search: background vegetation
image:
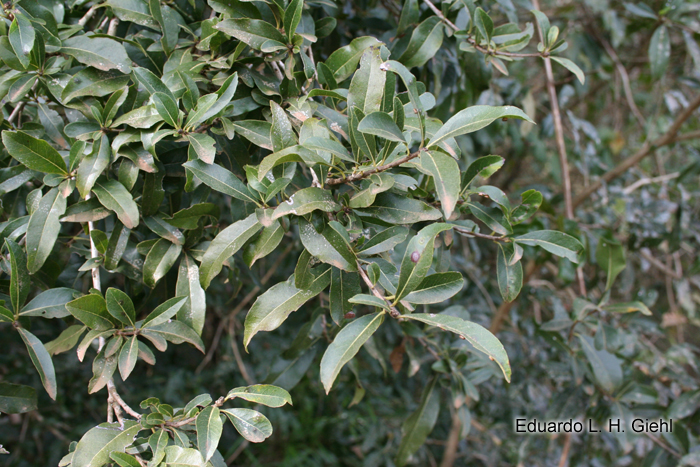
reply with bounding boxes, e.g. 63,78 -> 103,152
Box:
0,0 -> 699,466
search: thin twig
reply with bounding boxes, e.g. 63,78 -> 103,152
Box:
225,440 -> 249,465
593,30 -> 645,129
357,261 -> 400,318
228,319 -> 254,385
622,172 -> 679,195
421,0 -> 541,58
326,150 -> 421,185
108,17 -> 120,36
453,226 -> 511,243
533,2 -> 573,221
557,433 -> 572,467
573,92 -> 700,207
78,5 -> 98,27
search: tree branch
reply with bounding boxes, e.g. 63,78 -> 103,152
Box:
573,92 -> 700,208
357,261 -> 400,318
421,0 -> 541,58
453,226 -> 511,243
326,150 -> 421,186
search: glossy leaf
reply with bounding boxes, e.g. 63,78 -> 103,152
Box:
403,313 -> 511,381
18,328 -> 57,400
222,408 -> 273,443
320,312 -> 385,393
244,269 -> 331,350
225,385 -> 293,407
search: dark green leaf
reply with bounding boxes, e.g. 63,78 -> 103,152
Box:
18,328 -> 57,400
320,312 -> 385,393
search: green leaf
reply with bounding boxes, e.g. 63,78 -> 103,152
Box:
104,223 -> 130,270
18,328 -> 57,400
71,421 -> 142,467
244,269 -> 331,350
196,406 -> 223,462
152,92 -> 179,127
2,130 -> 67,175
603,301 -> 652,316
595,236 -> 626,290
419,150 -> 460,219
200,213 -> 262,289
530,9 -> 551,44
429,106 -> 533,149
176,254 -> 206,335
403,272 -> 464,304
357,193 -> 441,224
551,56 -> 585,85
62,36 -> 131,74
284,0 -> 303,43
184,94 -> 217,130
93,179 -> 140,229
398,16 -> 444,69
105,288 -> 136,326
63,69 -> 131,103
468,202 -> 511,235
348,47 -> 385,116
144,215 -> 185,246
395,377 -> 439,467
163,446 -> 206,466
45,325 -> 86,355
357,226 -> 409,256
325,36 -> 381,82
142,321 -> 205,353
395,223 -> 453,302
0,382 -> 37,414
6,238 -> 30,313
330,268 -> 362,324
225,384 -> 293,407
215,19 -> 287,51
142,296 -> 187,328
66,294 -> 115,331
270,101 -> 297,152
461,155 -> 504,189
76,135 -> 110,198
222,408 -> 273,443
8,12 -> 34,68
118,336 -> 139,380
302,136 -> 352,162
111,105 -> 163,129
347,294 -> 389,309
515,230 -> 583,263
403,313 -> 511,381
26,187 -> 67,274
257,145 -> 323,181
183,160 -> 257,203
320,312 -> 385,394
20,287 -> 77,319
243,221 -> 284,267
649,25 -> 670,80
143,239 -> 183,288
132,67 -> 175,101
474,7 -> 494,42
511,189 -> 543,224
497,243 -> 523,303
578,335 -> 622,393
200,73 -> 239,123
298,219 -> 357,271
231,120 -> 273,150
357,111 -> 405,143
167,203 -> 220,230
273,187 -> 339,220
187,133 -> 216,165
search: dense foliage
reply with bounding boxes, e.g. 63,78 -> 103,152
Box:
0,0 -> 699,465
